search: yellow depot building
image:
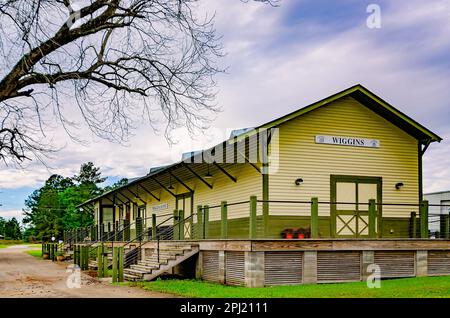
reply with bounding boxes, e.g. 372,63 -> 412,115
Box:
66,84 -> 450,287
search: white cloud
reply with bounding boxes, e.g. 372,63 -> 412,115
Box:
0,209 -> 23,220
0,0 -> 449,195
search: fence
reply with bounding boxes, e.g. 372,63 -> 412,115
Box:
64,198 -> 450,242
195,197 -> 450,240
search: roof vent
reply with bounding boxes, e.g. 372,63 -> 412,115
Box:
229,127 -> 255,138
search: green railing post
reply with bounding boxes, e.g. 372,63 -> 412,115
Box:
447,212 -> 450,239
440,213 -> 450,239
152,213 -> 157,240
136,217 -> 143,241
197,205 -> 203,239
84,246 -> 89,270
179,209 -> 185,240
204,205 -> 209,239
410,212 -> 417,238
102,247 -> 108,277
173,210 -> 180,240
112,247 -> 118,283
368,199 -> 376,238
311,197 -> 319,238
118,246 -> 124,282
249,196 -> 257,239
97,245 -> 104,278
420,200 -> 429,238
84,246 -> 88,270
123,220 -> 130,242
80,245 -> 84,269
221,201 -> 228,239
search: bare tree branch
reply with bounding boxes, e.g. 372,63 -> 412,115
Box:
0,0 -> 277,165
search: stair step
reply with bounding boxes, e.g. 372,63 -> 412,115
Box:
124,268 -> 151,275
124,273 -> 142,281
131,264 -> 159,271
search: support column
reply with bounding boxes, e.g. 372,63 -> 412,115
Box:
416,250 -> 428,277
195,251 -> 203,280
136,217 -> 143,241
204,206 -> 209,239
97,245 -> 104,278
249,196 -> 257,239
112,247 -> 118,283
152,213 -> 157,240
420,200 -> 429,238
361,251 -> 375,281
303,251 -> 317,284
221,202 -> 228,239
310,197 -> 319,238
410,212 -> 417,238
440,213 -> 450,239
118,246 -> 124,282
173,210 -> 180,240
245,251 -> 265,288
369,199 -> 376,238
123,220 -> 130,242
218,251 -> 226,284
179,209 -> 185,240
197,205 -> 203,239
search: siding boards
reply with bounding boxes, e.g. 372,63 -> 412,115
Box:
374,251 -> 415,278
225,252 -> 245,286
428,251 -> 450,276
269,96 -> 419,219
202,251 -> 220,283
317,251 -> 361,282
264,252 -> 303,286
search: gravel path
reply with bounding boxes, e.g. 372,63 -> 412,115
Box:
0,245 -> 173,298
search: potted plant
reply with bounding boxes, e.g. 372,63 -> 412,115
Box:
56,251 -> 65,262
281,228 -> 294,239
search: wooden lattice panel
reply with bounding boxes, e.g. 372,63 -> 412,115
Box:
225,251 -> 245,286
428,251 -> 450,276
202,251 -> 220,283
374,251 -> 415,278
264,252 -> 303,286
317,251 -> 361,283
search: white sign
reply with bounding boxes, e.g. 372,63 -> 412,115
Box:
315,135 -> 380,148
152,203 -> 169,212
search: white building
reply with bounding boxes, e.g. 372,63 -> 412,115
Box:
424,190 -> 450,234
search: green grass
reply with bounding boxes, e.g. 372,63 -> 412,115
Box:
0,244 -> 7,249
26,250 -> 43,258
123,276 -> 450,298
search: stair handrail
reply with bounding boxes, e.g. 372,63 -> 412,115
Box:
84,216 -> 153,261
156,213 -> 197,263
122,214 -> 176,267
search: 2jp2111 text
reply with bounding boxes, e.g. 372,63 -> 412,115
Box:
180,302 -> 268,315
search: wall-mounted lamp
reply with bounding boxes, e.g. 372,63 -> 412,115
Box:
295,178 -> 304,186
395,182 -> 404,190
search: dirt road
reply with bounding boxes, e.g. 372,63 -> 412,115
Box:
0,245 -> 173,298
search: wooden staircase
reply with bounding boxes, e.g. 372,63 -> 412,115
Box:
124,244 -> 199,281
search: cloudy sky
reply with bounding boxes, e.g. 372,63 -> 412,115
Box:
1,0 -> 450,221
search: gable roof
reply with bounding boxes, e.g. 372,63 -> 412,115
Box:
77,85 -> 442,207
254,84 -> 442,143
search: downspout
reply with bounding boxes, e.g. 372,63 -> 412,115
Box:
262,129 -> 273,238
418,139 -> 432,202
